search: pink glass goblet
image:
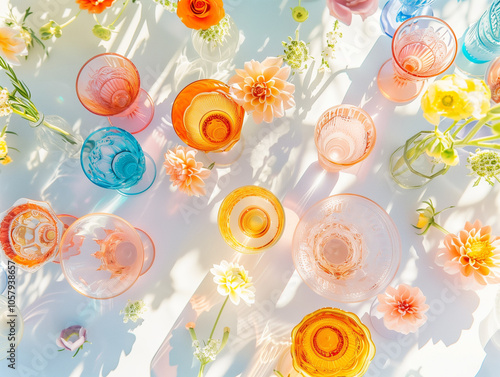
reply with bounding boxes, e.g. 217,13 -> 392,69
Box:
315,105 -> 376,172
486,57 -> 500,103
377,16 -> 457,103
76,53 -> 155,134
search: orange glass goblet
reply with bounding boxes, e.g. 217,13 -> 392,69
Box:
315,105 -> 376,172
291,308 -> 376,377
59,213 -> 155,299
218,186 -> 285,254
0,198 -> 64,272
76,53 -> 154,134
172,79 -> 245,164
377,16 -> 457,103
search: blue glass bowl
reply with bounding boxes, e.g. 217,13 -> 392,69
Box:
80,127 -> 156,195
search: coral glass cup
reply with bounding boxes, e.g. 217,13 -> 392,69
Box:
59,213 -> 155,299
218,186 -> 285,254
291,308 -> 376,377
172,79 -> 245,154
315,105 -> 376,172
76,53 -> 154,134
377,16 -> 457,103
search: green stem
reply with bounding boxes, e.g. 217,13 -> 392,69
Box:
460,141 -> 500,149
466,134 -> 500,143
443,119 -> 458,134
208,296 -> 229,341
451,118 -> 474,138
198,363 -> 205,377
60,10 -> 81,29
461,118 -> 490,143
298,0 -> 302,6
93,13 -> 101,26
431,222 -> 450,235
109,0 -> 131,27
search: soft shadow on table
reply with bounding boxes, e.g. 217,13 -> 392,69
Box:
475,330 -> 500,377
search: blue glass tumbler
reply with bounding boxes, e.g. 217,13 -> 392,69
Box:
80,127 -> 156,195
380,0 -> 435,38
456,0 -> 500,77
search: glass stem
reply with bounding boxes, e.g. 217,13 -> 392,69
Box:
208,296 -> 229,341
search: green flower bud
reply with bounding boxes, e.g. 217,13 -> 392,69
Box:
440,147 -> 459,166
291,6 -> 309,22
39,21 -> 62,40
92,25 -> 112,41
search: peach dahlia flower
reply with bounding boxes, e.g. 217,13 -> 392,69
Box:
164,145 -> 211,197
228,57 -> 295,124
0,26 -> 27,66
377,284 -> 429,335
436,220 -> 500,289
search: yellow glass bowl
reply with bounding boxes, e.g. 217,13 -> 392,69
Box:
291,308 -> 376,377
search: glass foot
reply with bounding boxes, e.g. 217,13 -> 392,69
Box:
204,137 -> 244,167
380,0 -> 434,38
108,89 -> 155,134
118,152 -> 157,196
135,228 -> 155,275
377,59 -> 425,103
52,214 -> 79,264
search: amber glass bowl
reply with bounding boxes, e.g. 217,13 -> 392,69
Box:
218,186 -> 285,254
291,308 -> 376,377
172,79 -> 245,152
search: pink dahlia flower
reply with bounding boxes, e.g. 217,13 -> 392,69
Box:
164,145 -> 211,197
228,57 -> 295,124
326,0 -> 378,26
436,220 -> 500,289
377,284 -> 429,335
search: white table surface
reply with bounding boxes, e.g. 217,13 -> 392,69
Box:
0,0 -> 499,376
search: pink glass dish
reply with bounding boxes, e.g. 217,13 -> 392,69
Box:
76,53 -> 154,134
315,105 -> 376,172
292,194 -> 401,302
377,16 -> 457,103
0,198 -> 64,272
59,213 -> 155,299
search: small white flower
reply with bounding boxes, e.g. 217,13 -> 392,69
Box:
210,260 -> 255,305
0,88 -> 12,117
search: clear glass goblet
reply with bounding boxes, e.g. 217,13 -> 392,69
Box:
218,186 -> 285,254
380,0 -> 436,38
59,213 -> 155,299
292,194 -> 401,302
76,53 -> 154,134
377,16 -> 457,103
172,79 -> 245,165
80,127 -> 156,196
315,105 -> 376,172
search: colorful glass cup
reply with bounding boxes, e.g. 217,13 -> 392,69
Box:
380,0 -> 436,38
218,186 -> 285,254
76,53 -> 154,134
80,127 -> 156,196
291,308 -> 376,377
377,16 -> 457,103
0,198 -> 64,272
486,57 -> 500,103
292,194 -> 401,302
172,79 -> 245,153
59,213 -> 155,299
315,105 -> 376,172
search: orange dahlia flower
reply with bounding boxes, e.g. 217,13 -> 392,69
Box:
228,57 -> 295,124
163,146 -> 211,196
436,220 -> 500,289
177,0 -> 225,30
76,0 -> 116,14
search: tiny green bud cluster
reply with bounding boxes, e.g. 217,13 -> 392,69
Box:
281,35 -> 311,74
198,15 -> 232,48
120,299 -> 147,323
467,149 -> 500,186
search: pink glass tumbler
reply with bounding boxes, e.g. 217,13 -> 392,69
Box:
76,53 -> 155,134
377,16 -> 457,103
315,105 -> 376,172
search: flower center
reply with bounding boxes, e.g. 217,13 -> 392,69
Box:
397,301 -> 412,314
191,0 -> 209,15
252,83 -> 267,98
441,95 -> 454,107
467,240 -> 494,261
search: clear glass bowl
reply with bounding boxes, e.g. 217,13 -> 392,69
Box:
292,194 -> 401,302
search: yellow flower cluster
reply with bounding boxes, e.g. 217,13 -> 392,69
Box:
421,74 -> 491,125
0,138 -> 12,165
